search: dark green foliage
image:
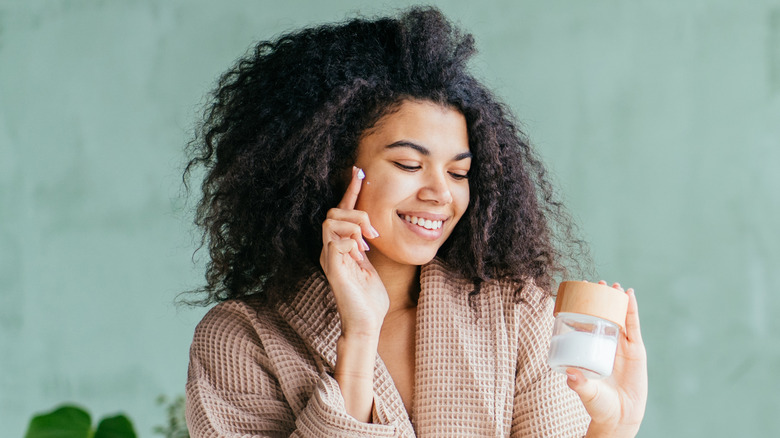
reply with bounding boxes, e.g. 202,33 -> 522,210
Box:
24,405 -> 136,438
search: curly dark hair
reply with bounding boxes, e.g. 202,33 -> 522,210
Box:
184,6 -> 588,306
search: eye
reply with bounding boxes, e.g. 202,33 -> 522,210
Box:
449,171 -> 469,180
393,162 -> 421,172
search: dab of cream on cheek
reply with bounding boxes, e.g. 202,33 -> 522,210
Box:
547,281 -> 628,379
357,168 -> 370,185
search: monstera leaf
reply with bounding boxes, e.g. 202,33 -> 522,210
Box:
24,405 -> 136,438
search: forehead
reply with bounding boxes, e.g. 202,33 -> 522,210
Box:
358,100 -> 469,156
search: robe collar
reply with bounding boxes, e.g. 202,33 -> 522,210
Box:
275,258 -> 503,434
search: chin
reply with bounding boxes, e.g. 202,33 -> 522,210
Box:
396,249 -> 439,266
369,237 -> 446,267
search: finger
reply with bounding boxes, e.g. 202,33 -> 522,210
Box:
337,166 -> 366,210
565,368 -> 599,404
326,208 -> 379,239
323,218 -> 370,251
566,368 -> 617,425
320,238 -> 364,273
598,280 -> 607,285
624,288 -> 643,344
326,238 -> 364,263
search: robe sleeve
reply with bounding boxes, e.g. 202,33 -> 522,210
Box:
511,290 -> 591,437
185,302 -> 398,437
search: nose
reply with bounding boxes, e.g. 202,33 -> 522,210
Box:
418,170 -> 453,205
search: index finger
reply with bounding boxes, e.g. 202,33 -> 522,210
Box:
337,166 -> 365,210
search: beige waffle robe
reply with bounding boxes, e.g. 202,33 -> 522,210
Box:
186,258 -> 590,437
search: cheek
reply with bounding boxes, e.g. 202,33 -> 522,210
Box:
355,178 -> 387,216
454,185 -> 470,217
356,173 -> 404,210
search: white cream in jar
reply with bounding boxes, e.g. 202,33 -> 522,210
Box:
548,281 -> 628,379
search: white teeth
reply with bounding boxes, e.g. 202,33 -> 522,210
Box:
402,215 -> 443,230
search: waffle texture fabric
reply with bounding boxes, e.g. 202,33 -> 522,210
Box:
186,258 -> 590,437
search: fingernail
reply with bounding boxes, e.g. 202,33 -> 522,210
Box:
369,226 -> 380,238
567,372 -> 577,382
357,168 -> 365,180
361,239 -> 370,251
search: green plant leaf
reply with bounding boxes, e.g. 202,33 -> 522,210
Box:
24,405 -> 93,438
95,414 -> 137,438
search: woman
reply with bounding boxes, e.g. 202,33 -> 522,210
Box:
184,7 -> 647,437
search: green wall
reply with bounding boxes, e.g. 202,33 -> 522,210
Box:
2,0 -> 778,436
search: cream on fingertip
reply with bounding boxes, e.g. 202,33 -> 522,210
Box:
357,168 -> 365,180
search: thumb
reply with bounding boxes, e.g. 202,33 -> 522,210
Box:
566,368 -> 599,404
566,368 -> 616,424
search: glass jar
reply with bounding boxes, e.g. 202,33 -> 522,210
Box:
548,281 -> 628,379
548,312 -> 620,378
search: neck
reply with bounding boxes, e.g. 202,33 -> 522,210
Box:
366,252 -> 420,314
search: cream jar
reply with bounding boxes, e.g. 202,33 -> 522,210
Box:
547,281 -> 628,379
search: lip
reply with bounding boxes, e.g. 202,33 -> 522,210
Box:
396,211 -> 449,222
396,211 -> 448,241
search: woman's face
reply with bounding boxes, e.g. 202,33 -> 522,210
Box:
354,99 -> 471,268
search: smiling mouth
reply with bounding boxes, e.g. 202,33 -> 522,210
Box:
400,214 -> 443,231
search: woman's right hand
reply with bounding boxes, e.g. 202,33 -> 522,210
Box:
320,166 -> 389,338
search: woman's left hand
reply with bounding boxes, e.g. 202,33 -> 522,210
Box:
566,281 -> 648,438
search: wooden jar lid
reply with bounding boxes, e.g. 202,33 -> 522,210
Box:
553,281 -> 629,331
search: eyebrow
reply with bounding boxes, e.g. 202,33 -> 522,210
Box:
385,140 -> 473,161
